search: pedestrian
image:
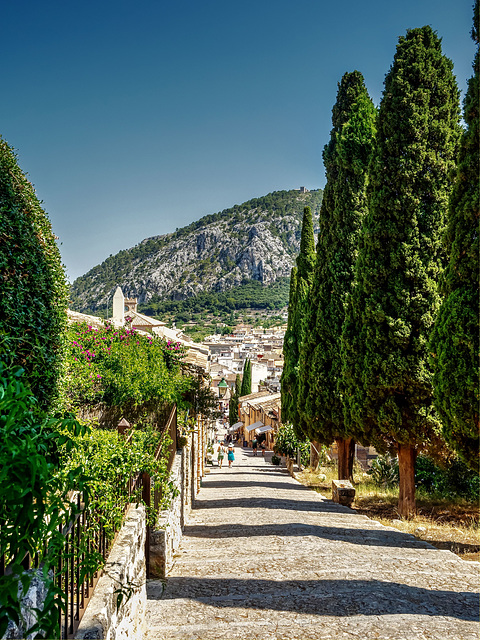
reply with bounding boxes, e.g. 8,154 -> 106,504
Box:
217,444 -> 225,469
252,438 -> 258,456
227,445 -> 235,468
261,441 -> 266,457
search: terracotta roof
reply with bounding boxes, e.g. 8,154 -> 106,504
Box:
238,390 -> 271,402
243,392 -> 281,407
130,311 -> 166,326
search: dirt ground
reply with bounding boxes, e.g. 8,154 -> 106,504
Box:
353,497 -> 480,562
297,471 -> 480,562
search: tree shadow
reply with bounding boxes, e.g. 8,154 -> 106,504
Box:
200,478 -> 311,491
184,520 -> 432,549
193,495 -> 352,513
147,577 -> 479,621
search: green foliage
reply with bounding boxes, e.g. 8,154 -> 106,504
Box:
281,268 -> 298,424
414,455 -> 479,501
429,2 -> 479,470
342,27 -> 461,454
240,359 -> 252,397
367,455 -> 399,488
60,424 -> 175,530
62,322 -> 189,420
0,364 -> 86,638
1,357 -> 182,637
182,374 -> 221,423
0,137 -> 68,410
274,423 -> 310,463
281,207 -> 315,432
140,277 -> 291,320
298,71 -> 376,445
369,451 -> 480,502
228,375 -> 241,426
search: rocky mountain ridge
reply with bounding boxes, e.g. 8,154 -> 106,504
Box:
71,189 -> 323,312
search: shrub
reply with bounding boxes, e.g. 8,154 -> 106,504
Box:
0,138 -> 68,410
0,363 -> 85,638
367,455 -> 399,487
415,454 -> 479,501
62,322 -> 189,421
274,423 -> 310,464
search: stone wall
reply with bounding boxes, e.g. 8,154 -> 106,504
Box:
150,450 -> 185,578
75,505 -> 146,640
149,421 -> 208,579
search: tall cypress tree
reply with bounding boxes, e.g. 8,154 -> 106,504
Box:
246,359 -> 252,395
235,373 -> 241,398
298,71 -> 376,481
281,207 -> 315,431
240,358 -> 252,397
0,137 -> 69,410
429,1 -> 479,470
229,374 -> 242,426
342,27 -> 461,515
281,267 -> 298,422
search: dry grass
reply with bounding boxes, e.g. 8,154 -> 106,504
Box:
297,465 -> 480,562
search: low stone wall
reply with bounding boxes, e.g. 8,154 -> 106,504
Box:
150,448 -> 188,578
75,505 -> 146,640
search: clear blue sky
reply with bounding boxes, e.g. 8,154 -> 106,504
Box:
1,0 -> 475,282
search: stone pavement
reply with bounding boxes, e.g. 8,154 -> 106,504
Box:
146,445 -> 479,640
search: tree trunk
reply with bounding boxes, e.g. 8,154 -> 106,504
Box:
336,437 -> 355,482
397,443 -> 417,517
310,440 -> 322,470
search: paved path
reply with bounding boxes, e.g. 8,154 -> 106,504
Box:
146,446 -> 479,639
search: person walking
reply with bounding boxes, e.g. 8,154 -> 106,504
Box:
261,441 -> 266,457
227,445 -> 235,468
217,444 -> 225,469
252,438 -> 258,456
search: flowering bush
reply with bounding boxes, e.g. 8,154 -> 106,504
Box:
62,322 -> 189,416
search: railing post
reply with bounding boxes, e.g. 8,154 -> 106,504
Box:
142,472 -> 151,577
174,404 -> 177,450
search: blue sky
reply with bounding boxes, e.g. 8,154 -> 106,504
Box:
1,0 -> 475,282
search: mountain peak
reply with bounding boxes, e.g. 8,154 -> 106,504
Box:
70,189 -> 323,313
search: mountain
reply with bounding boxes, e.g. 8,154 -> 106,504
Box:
70,189 -> 323,313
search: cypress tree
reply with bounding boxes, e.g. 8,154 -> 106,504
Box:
0,137 -> 69,410
298,71 -> 376,480
228,374 -> 242,427
246,359 -> 252,395
429,1 -> 479,470
281,207 -> 315,432
342,27 -> 461,516
240,358 -> 252,397
235,373 -> 241,398
281,267 -> 298,423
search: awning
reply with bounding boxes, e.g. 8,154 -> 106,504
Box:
255,425 -> 272,434
245,421 -> 264,432
230,421 -> 243,430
